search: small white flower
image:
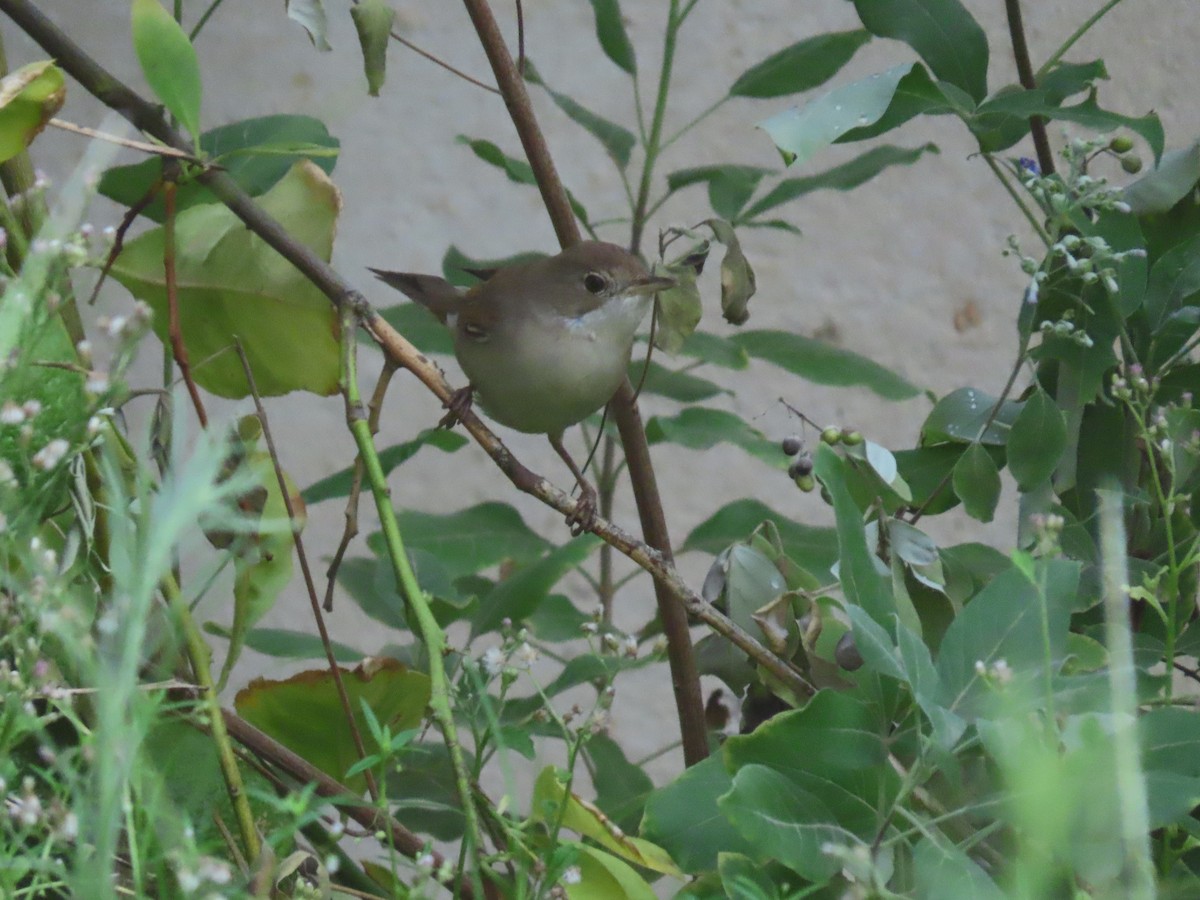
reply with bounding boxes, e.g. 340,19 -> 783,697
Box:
514,643 -> 538,668
104,315 -> 127,339
622,635 -> 638,658
32,439 -> 70,470
22,399 -> 41,418
416,852 -> 435,870
481,646 -> 505,678
561,865 -> 582,885
85,372 -> 109,394
974,660 -> 987,676
1,401 -> 25,425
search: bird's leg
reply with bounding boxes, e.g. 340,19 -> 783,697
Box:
548,432 -> 597,535
438,385 -> 475,429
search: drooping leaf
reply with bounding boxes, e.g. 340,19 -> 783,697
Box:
98,114 -> 340,222
652,260 -> 702,354
131,0 -> 202,140
835,62 -> 955,143
286,0 -> 332,50
631,360 -> 728,402
730,30 -> 872,99
952,442 -> 1001,522
741,143 -> 937,221
586,0 -> 637,74
703,219 -> 756,325
1125,141 -> 1200,215
853,0 -> 989,102
674,330 -> 750,369
394,502 -> 551,580
525,61 -> 636,168
0,61 -> 65,164
566,843 -> 658,900
110,161 -> 342,397
1006,388 -> 1067,490
350,0 -> 395,96
235,659 -> 430,793
732,329 -> 921,400
760,63 -> 940,167
457,136 -> 592,226
911,837 -> 1006,899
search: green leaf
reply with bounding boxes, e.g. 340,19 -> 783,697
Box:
235,660 -> 430,793
110,162 -> 341,397
652,259 -> 703,354
730,30 -> 872,99
567,844 -> 658,899
471,535 -> 601,636
349,0 -> 395,96
586,0 -> 636,74
814,445 -> 892,626
936,560 -> 1076,718
99,114 -> 340,223
1125,141 -> 1200,215
922,386 -> 1021,445
732,329 -> 921,400
741,143 -> 937,221
525,62 -> 635,168
681,499 -> 839,580
0,61 -> 65,164
1142,231 -> 1200,330
631,360 -> 728,402
853,0 -> 989,102
894,444 -> 967,514
718,764 -> 850,883
674,330 -> 750,369
718,853 -> 784,900
759,63 -> 925,167
641,755 -> 754,874
385,741 -> 469,839
952,443 -> 1001,522
666,165 -> 774,221
703,219 -> 757,325
836,62 -> 954,143
286,0 -> 331,50
372,300 -> 455,354
912,838 -> 1006,899
302,429 -> 467,503
442,245 -> 547,286
203,624 -> 362,663
587,734 -> 654,834
131,0 -> 202,140
1006,388 -> 1067,490
396,502 -> 551,580
645,407 -> 781,468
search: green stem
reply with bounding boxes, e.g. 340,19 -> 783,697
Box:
660,95 -> 726,152
1037,0 -> 1128,78
340,309 -> 485,893
162,574 -> 261,863
188,0 -> 229,41
984,153 -> 1051,248
629,0 -> 682,254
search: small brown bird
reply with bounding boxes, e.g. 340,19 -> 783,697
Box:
371,241 -> 672,530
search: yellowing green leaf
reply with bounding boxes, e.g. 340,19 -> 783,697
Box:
350,0 -> 395,96
0,61 -> 65,164
110,161 -> 342,398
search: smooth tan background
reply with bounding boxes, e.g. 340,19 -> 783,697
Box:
8,0 -> 1199,791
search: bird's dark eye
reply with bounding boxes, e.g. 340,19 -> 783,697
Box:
583,272 -> 608,294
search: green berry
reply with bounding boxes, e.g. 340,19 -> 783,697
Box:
820,426 -> 841,445
1120,154 -> 1143,174
842,429 -> 864,446
794,474 -> 816,492
1109,135 -> 1134,154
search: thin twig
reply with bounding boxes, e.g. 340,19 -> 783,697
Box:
49,117 -> 198,159
232,339 -> 380,804
1037,0 -> 1127,78
389,29 -> 500,94
163,169 -> 208,428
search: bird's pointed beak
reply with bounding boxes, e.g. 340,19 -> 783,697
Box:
628,274 -> 676,295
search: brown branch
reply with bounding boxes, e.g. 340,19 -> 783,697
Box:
1004,0 -> 1056,177
457,0 -> 709,766
217,707 -> 480,900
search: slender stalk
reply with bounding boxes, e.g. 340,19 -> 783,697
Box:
983,153 -> 1051,248
1037,0 -> 1127,77
162,575 -> 261,863
341,308 -> 485,894
187,0 -> 227,40
628,0 -> 681,255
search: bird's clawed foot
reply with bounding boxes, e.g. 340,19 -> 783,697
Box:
438,385 -> 474,429
565,479 -> 598,536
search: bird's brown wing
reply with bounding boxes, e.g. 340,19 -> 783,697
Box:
369,269 -> 461,324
